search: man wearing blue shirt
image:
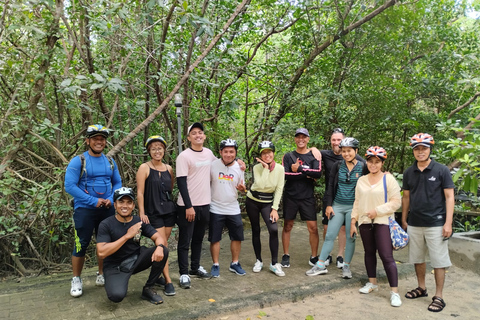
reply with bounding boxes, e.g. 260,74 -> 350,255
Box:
65,124 -> 122,297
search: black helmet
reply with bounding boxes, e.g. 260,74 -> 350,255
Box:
113,187 -> 135,202
86,124 -> 109,138
339,137 -> 359,149
145,135 -> 167,151
220,139 -> 238,151
258,140 -> 275,153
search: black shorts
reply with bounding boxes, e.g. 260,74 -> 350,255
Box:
283,196 -> 317,221
148,212 -> 176,229
208,213 -> 244,243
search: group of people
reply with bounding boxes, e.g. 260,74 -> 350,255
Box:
65,124 -> 454,313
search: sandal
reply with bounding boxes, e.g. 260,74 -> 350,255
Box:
428,296 -> 446,312
405,287 -> 428,299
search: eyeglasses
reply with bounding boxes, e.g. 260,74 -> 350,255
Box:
150,148 -> 164,153
332,128 -> 344,134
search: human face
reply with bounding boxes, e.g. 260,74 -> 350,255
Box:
331,132 -> 344,155
413,145 -> 431,162
220,147 -> 237,165
294,134 -> 310,149
86,135 -> 106,154
148,141 -> 165,161
260,149 -> 274,164
187,128 -> 206,148
114,197 -> 135,218
341,147 -> 357,162
367,157 -> 383,174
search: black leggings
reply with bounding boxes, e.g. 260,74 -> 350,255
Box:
245,197 -> 279,265
359,223 -> 398,287
104,245 -> 169,303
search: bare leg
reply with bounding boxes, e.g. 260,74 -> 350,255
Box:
156,227 -> 172,284
433,268 -> 446,298
210,242 -> 220,264
337,225 -> 346,257
72,256 -> 85,277
231,241 -> 241,262
282,220 -> 294,255
306,220 -> 319,257
414,262 -> 427,290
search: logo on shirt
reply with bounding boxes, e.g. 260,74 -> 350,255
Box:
218,172 -> 234,181
428,176 -> 436,182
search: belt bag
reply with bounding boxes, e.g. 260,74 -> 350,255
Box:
251,190 -> 274,202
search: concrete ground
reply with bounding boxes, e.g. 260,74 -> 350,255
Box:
0,221 -> 478,320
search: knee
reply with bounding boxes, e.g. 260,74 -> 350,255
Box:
307,224 -> 318,234
283,222 -> 294,233
107,291 -> 126,303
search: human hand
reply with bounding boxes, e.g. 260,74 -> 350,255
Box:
139,213 -> 150,224
152,245 -> 164,262
366,210 -> 377,220
256,157 -> 269,169
104,199 -> 112,208
126,222 -> 142,239
185,207 -> 196,222
96,198 -> 107,208
270,209 -> 279,223
326,206 -> 334,219
236,180 -> 246,192
237,159 -> 246,171
291,158 -> 300,173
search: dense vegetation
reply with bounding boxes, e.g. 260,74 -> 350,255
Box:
1,0 -> 479,276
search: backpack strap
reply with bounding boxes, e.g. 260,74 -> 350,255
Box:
77,154 -> 115,186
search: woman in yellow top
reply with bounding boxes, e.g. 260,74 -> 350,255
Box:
350,146 -> 402,307
246,141 -> 285,277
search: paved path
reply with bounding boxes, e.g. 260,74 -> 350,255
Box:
0,222 -> 430,320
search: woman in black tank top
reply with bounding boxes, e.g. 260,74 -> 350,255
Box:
136,136 -> 176,296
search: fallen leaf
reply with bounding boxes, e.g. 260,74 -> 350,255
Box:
208,298 -> 216,302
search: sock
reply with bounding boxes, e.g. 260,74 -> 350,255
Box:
316,261 -> 326,268
213,263 -> 219,266
231,261 -> 238,265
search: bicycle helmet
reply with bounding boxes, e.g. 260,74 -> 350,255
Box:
410,133 -> 435,149
113,187 -> 135,202
220,139 -> 238,151
339,137 -> 359,149
86,124 -> 109,138
365,146 -> 388,160
145,135 -> 167,150
258,141 -> 275,153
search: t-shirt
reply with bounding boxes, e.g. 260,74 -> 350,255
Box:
97,215 -> 157,267
282,151 -> 321,199
64,151 -> 122,209
334,161 -> 363,205
210,159 -> 244,215
176,147 -> 217,206
403,159 -> 455,227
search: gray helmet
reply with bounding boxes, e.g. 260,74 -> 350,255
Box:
220,139 -> 238,151
339,137 -> 359,149
113,187 -> 135,202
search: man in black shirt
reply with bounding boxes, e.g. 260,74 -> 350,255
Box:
281,128 -> 322,268
97,187 -> 169,305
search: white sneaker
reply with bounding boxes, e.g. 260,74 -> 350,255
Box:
359,282 -> 378,294
70,276 -> 83,297
179,274 -> 191,289
390,291 -> 402,307
342,264 -> 352,279
269,263 -> 285,277
305,263 -> 328,276
95,272 -> 105,286
253,259 -> 263,273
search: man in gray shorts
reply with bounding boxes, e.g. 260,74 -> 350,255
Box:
401,133 -> 454,313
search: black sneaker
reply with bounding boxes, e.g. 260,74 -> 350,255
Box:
325,255 -> 333,266
189,266 -> 212,279
281,254 -> 290,268
163,282 -> 176,296
336,256 -> 344,269
155,276 -> 166,288
309,255 -> 319,266
141,286 -> 163,305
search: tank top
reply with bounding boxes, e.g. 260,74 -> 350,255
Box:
144,167 -> 176,216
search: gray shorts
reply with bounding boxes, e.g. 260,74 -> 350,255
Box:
407,226 -> 451,268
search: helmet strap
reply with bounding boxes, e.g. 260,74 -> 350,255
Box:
89,145 -> 103,155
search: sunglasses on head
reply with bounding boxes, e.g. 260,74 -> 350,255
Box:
333,128 -> 344,134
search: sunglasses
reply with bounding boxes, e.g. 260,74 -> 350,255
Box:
346,171 -> 351,183
333,128 -> 344,134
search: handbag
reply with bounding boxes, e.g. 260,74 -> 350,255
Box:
383,174 -> 409,250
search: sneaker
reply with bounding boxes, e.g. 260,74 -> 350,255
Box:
141,286 -> 163,304
342,264 -> 352,279
189,266 -> 212,279
325,255 -> 333,266
309,256 -> 319,266
269,263 -> 285,277
155,276 -> 166,288
281,254 -> 290,268
211,265 -> 220,278
253,259 -> 263,273
359,282 -> 378,294
390,291 -> 402,307
163,282 -> 176,296
336,256 -> 344,269
305,263 -> 328,276
229,262 -> 246,276
179,274 -> 191,289
95,272 -> 105,287
70,276 -> 83,297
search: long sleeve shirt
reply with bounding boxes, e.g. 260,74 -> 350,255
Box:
247,162 -> 285,210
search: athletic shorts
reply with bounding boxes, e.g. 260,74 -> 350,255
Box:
148,211 -> 176,229
407,226 -> 451,268
283,196 -> 317,221
208,213 -> 244,243
73,206 -> 114,257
